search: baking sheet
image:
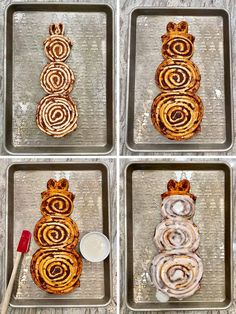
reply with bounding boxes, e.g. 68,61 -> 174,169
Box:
125,162 -> 232,311
6,163 -> 111,307
5,4 -> 113,155
126,8 -> 232,152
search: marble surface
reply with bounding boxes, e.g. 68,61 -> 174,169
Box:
0,158 -> 117,314
120,157 -> 236,313
120,0 -> 236,155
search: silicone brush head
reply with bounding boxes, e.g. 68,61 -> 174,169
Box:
17,230 -> 31,253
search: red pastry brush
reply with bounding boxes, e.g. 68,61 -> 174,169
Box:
1,230 -> 31,314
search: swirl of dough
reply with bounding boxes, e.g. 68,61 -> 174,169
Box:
161,195 -> 195,219
153,219 -> 200,252
151,252 -> 203,300
162,36 -> 193,59
36,95 -> 78,138
30,249 -> 82,294
44,35 -> 71,62
151,92 -> 204,141
40,192 -> 74,216
40,62 -> 75,95
155,59 -> 200,93
34,216 -> 79,249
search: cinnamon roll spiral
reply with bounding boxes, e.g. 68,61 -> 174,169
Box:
153,219 -> 200,252
155,59 -> 200,93
40,192 -> 74,216
36,95 -> 78,138
34,216 -> 79,249
151,252 -> 203,299
162,37 -> 194,59
151,92 -> 204,140
40,62 -> 75,95
44,24 -> 71,62
161,195 -> 195,219
30,249 -> 83,294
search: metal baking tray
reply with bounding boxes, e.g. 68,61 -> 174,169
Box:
125,162 -> 232,311
4,3 -> 114,155
6,162 -> 112,307
126,8 -> 233,153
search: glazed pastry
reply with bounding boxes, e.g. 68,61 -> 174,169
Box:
161,195 -> 195,219
40,62 -> 75,94
153,219 -> 200,252
31,248 -> 82,294
151,252 -> 203,300
151,179 -> 203,301
36,95 -> 78,138
31,179 -> 82,294
36,23 -> 78,137
34,215 -> 79,249
151,92 -> 203,141
151,21 -> 204,141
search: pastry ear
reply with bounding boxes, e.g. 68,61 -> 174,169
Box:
177,21 -> 188,33
49,23 -> 64,35
58,23 -> 64,35
166,22 -> 176,33
57,178 -> 69,190
47,179 -> 57,190
178,179 -> 190,192
167,179 -> 178,191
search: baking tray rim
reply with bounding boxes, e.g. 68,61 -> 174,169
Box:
3,2 -> 115,156
125,7 -> 234,153
124,160 -> 233,311
5,161 -> 113,308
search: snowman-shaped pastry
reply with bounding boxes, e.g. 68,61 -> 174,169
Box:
36,23 -> 78,138
151,21 -> 204,141
30,179 -> 83,294
151,179 -> 203,302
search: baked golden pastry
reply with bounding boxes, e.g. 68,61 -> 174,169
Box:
31,179 -> 83,295
40,62 -> 75,95
36,24 -> 78,137
161,21 -> 194,59
151,252 -> 203,300
151,92 -> 203,141
155,59 -> 200,93
31,248 -> 82,294
151,21 -> 204,141
34,215 -> 79,249
40,178 -> 75,216
36,95 -> 78,138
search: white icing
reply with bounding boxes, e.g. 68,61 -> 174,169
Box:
172,200 -> 184,214
156,290 -> 170,303
171,269 -> 184,281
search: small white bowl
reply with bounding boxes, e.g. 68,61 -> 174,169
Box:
80,232 -> 110,263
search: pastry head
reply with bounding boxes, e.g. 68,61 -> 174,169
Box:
44,23 -> 72,62
161,21 -> 195,59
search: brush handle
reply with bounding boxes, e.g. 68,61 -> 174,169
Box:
1,252 -> 22,314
